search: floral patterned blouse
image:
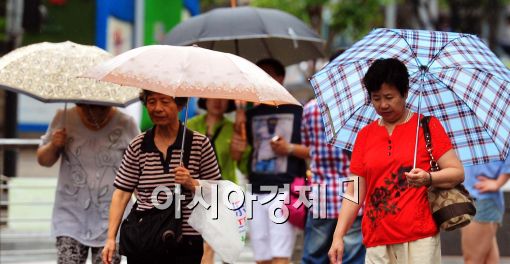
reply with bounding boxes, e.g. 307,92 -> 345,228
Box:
41,108 -> 139,247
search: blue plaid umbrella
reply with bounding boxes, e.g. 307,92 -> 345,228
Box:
311,28 -> 510,165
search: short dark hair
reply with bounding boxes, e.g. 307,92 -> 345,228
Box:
139,90 -> 188,107
362,58 -> 409,99
197,98 -> 236,113
256,58 -> 285,77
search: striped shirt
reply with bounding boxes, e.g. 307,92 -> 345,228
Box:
301,99 -> 354,219
114,124 -> 221,236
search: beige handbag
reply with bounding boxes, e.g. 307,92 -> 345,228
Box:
421,116 -> 476,231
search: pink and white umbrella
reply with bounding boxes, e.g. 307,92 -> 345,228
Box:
83,45 -> 300,106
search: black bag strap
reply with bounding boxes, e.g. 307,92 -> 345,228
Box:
420,116 -> 440,172
206,123 -> 224,158
181,127 -> 194,168
205,124 -> 224,176
210,124 -> 224,145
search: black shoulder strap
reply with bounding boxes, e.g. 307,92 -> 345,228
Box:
207,124 -> 224,156
181,127 -> 194,168
210,124 -> 224,144
420,116 -> 432,138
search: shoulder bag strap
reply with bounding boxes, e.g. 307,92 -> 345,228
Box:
210,124 -> 224,146
182,128 -> 194,168
420,116 -> 440,172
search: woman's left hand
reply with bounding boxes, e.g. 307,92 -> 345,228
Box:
175,166 -> 198,190
405,168 -> 431,187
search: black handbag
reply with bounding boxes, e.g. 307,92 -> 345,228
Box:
119,202 -> 182,257
421,116 -> 476,231
119,127 -> 194,257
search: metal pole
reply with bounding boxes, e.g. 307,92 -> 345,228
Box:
3,91 -> 18,177
134,0 -> 144,48
413,70 -> 426,169
385,1 -> 397,29
2,0 -> 24,177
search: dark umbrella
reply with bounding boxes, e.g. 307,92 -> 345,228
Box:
164,6 -> 325,66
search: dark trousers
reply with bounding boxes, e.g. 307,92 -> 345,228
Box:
127,236 -> 203,264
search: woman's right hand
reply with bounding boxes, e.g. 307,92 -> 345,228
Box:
231,132 -> 247,152
102,238 -> 116,264
51,128 -> 66,149
230,132 -> 247,161
328,236 -> 345,264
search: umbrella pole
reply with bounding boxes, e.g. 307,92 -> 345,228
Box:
179,99 -> 190,166
412,90 -> 423,169
175,100 -> 190,208
62,102 -> 68,128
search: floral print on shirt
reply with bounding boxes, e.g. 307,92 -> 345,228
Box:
366,166 -> 412,227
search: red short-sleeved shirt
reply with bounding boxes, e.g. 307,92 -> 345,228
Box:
350,113 -> 452,247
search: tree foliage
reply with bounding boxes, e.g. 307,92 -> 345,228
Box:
200,0 -> 231,12
251,0 -> 328,34
444,0 -> 510,50
215,0 -> 510,52
329,0 -> 387,41
251,0 -> 388,51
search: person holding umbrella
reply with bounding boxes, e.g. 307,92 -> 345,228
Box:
37,103 -> 139,264
79,44 -> 303,263
102,91 -> 222,264
328,58 -> 464,264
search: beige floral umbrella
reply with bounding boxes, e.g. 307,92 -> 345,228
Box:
83,45 -> 300,106
0,41 -> 140,107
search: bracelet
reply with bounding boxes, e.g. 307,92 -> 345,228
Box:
287,143 -> 295,155
427,172 -> 433,186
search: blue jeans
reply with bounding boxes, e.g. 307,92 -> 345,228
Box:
473,198 -> 504,224
302,214 -> 365,264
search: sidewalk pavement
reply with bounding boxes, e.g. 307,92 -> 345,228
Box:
2,230 -> 509,264
3,150 -> 510,264
3,254 -> 510,264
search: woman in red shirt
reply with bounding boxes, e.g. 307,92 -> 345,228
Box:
328,58 -> 464,264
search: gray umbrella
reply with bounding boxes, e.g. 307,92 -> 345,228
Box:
164,6 -> 325,66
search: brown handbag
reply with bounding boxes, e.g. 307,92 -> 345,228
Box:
421,116 -> 476,231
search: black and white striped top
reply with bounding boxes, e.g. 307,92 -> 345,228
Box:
114,124 -> 221,236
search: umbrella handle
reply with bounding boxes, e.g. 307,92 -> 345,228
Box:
61,102 -> 67,129
234,103 -> 247,140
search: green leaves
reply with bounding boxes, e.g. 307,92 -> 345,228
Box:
329,0 -> 386,41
